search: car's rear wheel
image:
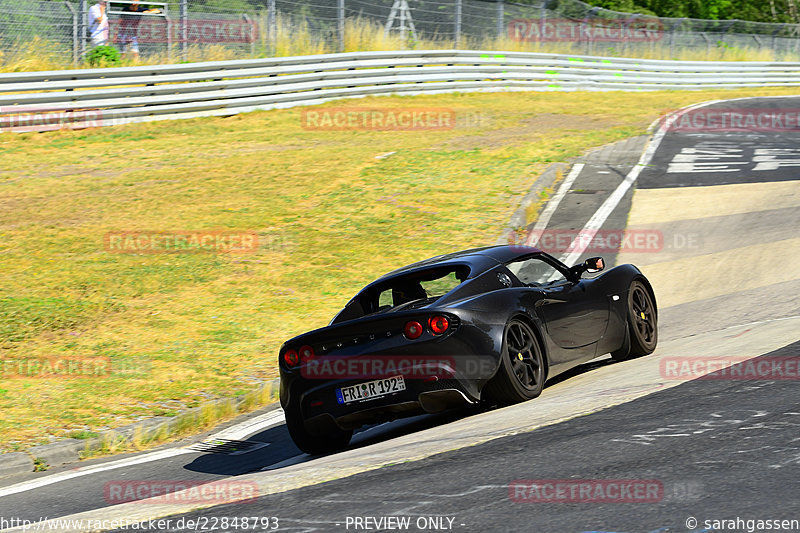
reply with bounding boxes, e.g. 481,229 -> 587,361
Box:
483,319 -> 545,405
285,407 -> 353,455
611,279 -> 658,361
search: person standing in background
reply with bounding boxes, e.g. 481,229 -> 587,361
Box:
118,1 -> 161,61
88,0 -> 109,47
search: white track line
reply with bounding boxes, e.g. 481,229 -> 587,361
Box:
525,162 -> 585,246
0,409 -> 286,499
205,408 -> 285,441
0,448 -> 197,499
560,99 -> 725,267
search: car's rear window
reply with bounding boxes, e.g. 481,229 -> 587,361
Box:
331,264 -> 470,324
358,265 -> 469,314
330,265 -> 472,324
376,269 -> 464,310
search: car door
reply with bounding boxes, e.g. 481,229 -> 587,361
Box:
537,278 -> 609,351
506,255 -> 609,363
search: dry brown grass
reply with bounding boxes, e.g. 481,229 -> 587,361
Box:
1,16 -> 796,73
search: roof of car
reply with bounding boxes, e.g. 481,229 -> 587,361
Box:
374,245 -> 543,282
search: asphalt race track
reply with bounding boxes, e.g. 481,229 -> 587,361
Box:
119,341 -> 800,533
1,96 -> 798,533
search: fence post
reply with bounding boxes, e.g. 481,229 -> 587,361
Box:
180,0 -> 188,62
242,14 -> 255,56
580,16 -> 587,55
770,24 -> 785,58
338,0 -> 345,52
167,15 -> 173,62
795,24 -> 799,56
268,0 -> 277,55
496,0 -> 503,38
669,24 -> 675,57
79,0 -> 87,58
700,32 -> 711,59
587,22 -> 593,55
454,0 -> 462,48
65,0 -> 78,65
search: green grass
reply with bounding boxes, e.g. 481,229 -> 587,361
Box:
2,87 -> 799,451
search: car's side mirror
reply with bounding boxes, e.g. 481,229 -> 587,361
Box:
569,256 -> 605,279
584,257 -> 605,273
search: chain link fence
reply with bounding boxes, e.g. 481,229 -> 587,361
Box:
1,0 -> 799,67
0,0 -> 80,63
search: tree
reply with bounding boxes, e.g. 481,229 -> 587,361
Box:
581,0 -> 787,22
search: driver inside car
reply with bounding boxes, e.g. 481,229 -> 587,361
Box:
392,281 -> 428,305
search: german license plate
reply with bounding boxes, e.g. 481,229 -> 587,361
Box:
336,376 -> 406,404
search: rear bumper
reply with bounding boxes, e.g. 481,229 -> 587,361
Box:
279,318 -> 504,432
282,362 -> 483,433
305,387 -> 474,433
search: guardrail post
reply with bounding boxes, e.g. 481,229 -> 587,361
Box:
180,0 -> 188,62
454,0 -> 462,48
79,0 -> 87,59
496,0 -> 503,38
338,0 -> 345,52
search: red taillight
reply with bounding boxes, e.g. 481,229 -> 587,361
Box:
428,315 -> 449,335
404,321 -> 424,340
299,345 -> 315,363
283,349 -> 299,367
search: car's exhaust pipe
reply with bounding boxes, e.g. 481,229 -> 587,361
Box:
418,389 -> 475,413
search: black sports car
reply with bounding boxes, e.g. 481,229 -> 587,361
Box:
279,245 -> 657,454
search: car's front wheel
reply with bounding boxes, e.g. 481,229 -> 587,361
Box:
483,319 -> 545,405
611,279 -> 658,361
285,408 -> 353,455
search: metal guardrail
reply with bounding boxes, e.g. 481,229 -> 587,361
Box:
3,49 -> 800,132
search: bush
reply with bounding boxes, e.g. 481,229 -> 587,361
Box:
86,45 -> 121,67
